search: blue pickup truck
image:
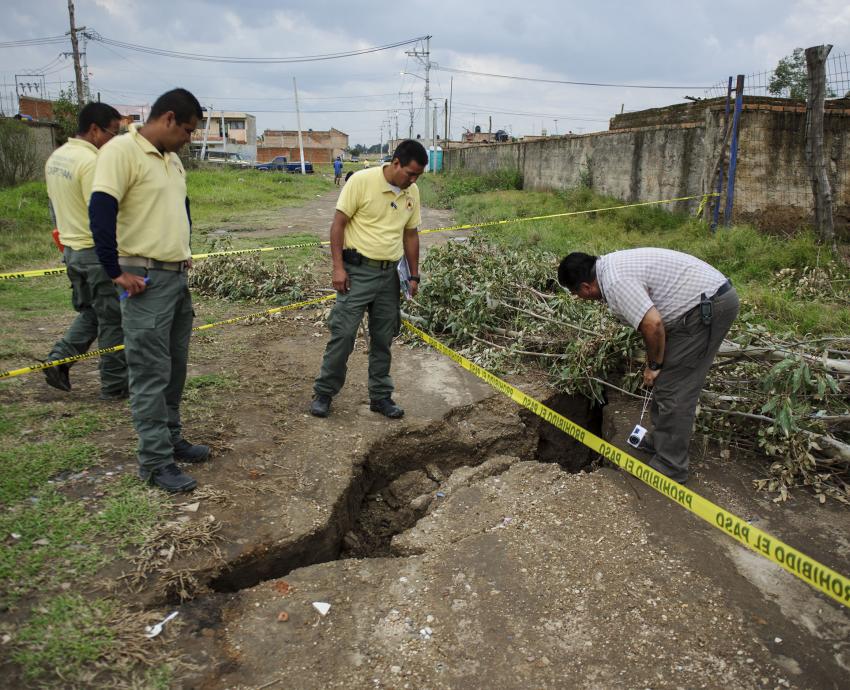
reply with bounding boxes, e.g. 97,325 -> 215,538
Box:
255,156 -> 314,173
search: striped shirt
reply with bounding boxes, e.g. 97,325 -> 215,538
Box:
596,248 -> 727,329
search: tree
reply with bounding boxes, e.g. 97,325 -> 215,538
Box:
52,87 -> 81,145
0,118 -> 39,187
769,48 -> 836,100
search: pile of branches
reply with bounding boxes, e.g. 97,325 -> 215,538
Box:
188,254 -> 321,303
408,237 -> 850,503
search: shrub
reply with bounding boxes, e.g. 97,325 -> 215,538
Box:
0,119 -> 39,187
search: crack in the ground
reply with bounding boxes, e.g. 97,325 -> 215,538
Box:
207,393 -> 603,594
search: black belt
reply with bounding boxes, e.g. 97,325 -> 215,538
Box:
342,248 -> 397,270
712,279 -> 732,299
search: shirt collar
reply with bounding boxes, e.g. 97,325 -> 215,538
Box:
69,137 -> 98,155
129,123 -> 164,157
380,164 -> 407,196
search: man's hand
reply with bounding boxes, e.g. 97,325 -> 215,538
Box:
113,272 -> 148,297
332,265 -> 350,293
643,367 -> 661,388
408,278 -> 419,298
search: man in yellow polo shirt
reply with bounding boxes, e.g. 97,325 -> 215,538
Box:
311,139 -> 428,419
43,102 -> 126,398
89,88 -> 208,493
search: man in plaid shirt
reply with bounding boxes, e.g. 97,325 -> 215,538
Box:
558,248 -> 739,483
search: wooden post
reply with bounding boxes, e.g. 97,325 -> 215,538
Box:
804,45 -> 836,249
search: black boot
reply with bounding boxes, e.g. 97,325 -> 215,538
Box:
44,363 -> 71,391
140,463 -> 197,492
310,394 -> 332,417
370,397 -> 404,419
173,438 -> 211,463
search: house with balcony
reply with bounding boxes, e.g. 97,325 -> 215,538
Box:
190,110 -> 257,163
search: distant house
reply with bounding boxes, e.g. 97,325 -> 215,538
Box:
115,105 -> 150,128
191,110 -> 258,163
258,127 -> 348,164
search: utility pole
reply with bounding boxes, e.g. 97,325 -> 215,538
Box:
200,106 -> 212,160
399,92 -> 414,138
406,36 -> 431,170
293,77 -> 306,174
443,99 -> 448,149
446,77 -> 455,142
66,0 -> 85,106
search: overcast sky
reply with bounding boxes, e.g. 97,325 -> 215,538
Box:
2,0 -> 849,147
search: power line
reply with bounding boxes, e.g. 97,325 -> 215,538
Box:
433,65 -> 711,90
87,32 -> 429,64
0,36 -> 68,48
96,86 -> 403,102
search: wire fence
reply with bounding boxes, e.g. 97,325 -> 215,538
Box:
704,51 -> 850,99
702,51 -> 849,232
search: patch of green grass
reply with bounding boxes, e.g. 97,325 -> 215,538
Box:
438,179 -> 848,335
0,440 -> 99,504
0,274 -> 68,322
94,476 -> 169,548
0,181 -> 54,270
0,168 -> 332,272
187,167 -> 332,231
12,594 -> 117,683
0,488 -> 108,604
193,231 -> 325,271
417,168 -> 523,208
0,478 -> 168,605
185,372 -> 238,390
54,409 -> 107,438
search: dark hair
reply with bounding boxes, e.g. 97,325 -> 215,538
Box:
77,102 -> 121,134
344,170 -> 354,182
148,88 -> 203,124
558,252 -> 597,292
392,139 -> 428,167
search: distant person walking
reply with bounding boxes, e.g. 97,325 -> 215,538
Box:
333,156 -> 343,186
90,88 -> 209,493
43,102 -> 127,399
310,140 -> 427,420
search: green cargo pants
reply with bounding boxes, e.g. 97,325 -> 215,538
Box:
49,246 -> 126,395
120,266 -> 193,473
314,260 -> 401,400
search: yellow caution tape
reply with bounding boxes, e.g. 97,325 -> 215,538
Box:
0,267 -> 68,280
402,320 -> 850,610
0,193 -> 719,281
419,192 -> 718,236
0,294 -> 335,381
192,240 -> 325,260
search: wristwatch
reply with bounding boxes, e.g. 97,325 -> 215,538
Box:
409,275 -> 420,282
647,361 -> 663,371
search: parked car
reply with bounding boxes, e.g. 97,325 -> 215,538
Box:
255,156 -> 314,173
202,151 -> 252,168
349,156 -> 360,163
380,155 -> 393,163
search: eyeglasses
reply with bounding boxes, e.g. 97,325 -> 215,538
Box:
102,127 -> 121,138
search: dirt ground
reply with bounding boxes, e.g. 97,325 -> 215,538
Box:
2,187 -> 849,689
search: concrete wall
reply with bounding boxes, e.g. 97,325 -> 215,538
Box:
447,124 -> 705,215
445,99 -> 850,235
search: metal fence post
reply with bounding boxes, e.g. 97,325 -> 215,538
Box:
724,74 -> 745,226
711,77 -> 734,232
